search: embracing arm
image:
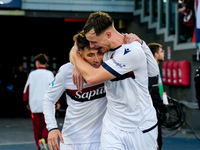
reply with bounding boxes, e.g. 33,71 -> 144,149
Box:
71,46 -> 115,85
72,66 -> 85,91
123,33 -> 159,76
72,34 -> 141,88
141,41 -> 159,77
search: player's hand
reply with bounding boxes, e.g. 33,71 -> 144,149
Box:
72,42 -> 79,55
48,129 -> 64,150
26,105 -> 31,111
70,43 -> 79,64
72,66 -> 84,91
56,103 -> 61,110
124,33 -> 142,44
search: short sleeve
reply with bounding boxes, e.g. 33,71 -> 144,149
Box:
102,42 -> 142,77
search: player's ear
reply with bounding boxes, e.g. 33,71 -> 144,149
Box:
105,31 -> 112,39
78,50 -> 83,57
154,52 -> 159,59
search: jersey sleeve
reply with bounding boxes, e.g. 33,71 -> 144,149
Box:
23,74 -> 31,105
141,40 -> 159,77
43,67 -> 66,131
102,42 -> 141,77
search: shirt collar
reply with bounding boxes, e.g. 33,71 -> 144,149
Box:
110,45 -> 122,51
37,67 -> 46,69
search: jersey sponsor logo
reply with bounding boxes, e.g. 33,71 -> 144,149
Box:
111,71 -> 135,82
112,59 -> 126,68
65,83 -> 106,102
124,48 -> 131,55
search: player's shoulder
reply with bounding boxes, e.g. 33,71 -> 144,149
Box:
36,68 -> 53,74
115,41 -> 141,56
123,41 -> 141,49
57,62 -> 73,76
46,69 -> 54,75
29,69 -> 38,76
58,62 -> 73,71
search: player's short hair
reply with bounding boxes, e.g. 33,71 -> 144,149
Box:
83,11 -> 114,36
73,30 -> 90,51
148,43 -> 162,56
34,53 -> 47,64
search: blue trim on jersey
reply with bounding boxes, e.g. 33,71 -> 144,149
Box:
111,71 -> 135,82
110,45 -> 122,51
48,128 -> 59,133
102,62 -> 121,78
142,123 -> 158,133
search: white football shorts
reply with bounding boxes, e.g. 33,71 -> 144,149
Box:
100,123 -> 158,150
60,142 -> 100,150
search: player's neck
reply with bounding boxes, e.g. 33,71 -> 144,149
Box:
156,59 -> 159,64
37,64 -> 47,69
111,31 -> 124,49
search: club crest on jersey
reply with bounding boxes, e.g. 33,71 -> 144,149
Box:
124,48 -> 131,55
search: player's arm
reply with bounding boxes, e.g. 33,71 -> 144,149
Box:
71,34 -> 141,88
124,33 -> 159,77
43,69 -> 65,150
23,75 -> 31,111
71,43 -> 141,85
72,66 -> 85,91
124,33 -> 154,72
71,46 -> 115,85
141,40 -> 159,77
123,33 -> 142,44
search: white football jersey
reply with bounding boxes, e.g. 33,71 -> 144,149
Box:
23,68 -> 54,113
102,41 -> 157,132
43,63 -> 107,144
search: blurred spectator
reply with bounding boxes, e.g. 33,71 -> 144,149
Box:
0,62 -> 16,117
13,64 -> 29,117
178,0 -> 194,42
148,43 -> 166,150
23,53 -> 55,150
13,64 -> 27,90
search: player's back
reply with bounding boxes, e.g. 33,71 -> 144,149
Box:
29,69 -> 54,112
